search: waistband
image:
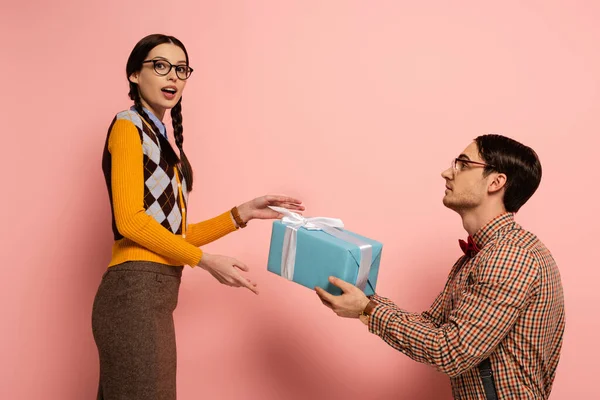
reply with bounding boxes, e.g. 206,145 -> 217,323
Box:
107,261 -> 183,277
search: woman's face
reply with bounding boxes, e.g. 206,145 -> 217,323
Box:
129,43 -> 189,119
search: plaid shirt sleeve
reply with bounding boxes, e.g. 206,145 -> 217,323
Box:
371,289 -> 446,328
368,243 -> 539,377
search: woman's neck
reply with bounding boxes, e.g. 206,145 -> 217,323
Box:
139,98 -> 165,121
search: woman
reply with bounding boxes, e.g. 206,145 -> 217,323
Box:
92,34 -> 303,400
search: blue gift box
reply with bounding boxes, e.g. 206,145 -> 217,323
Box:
267,220 -> 383,295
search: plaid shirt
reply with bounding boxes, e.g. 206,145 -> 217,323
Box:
369,213 -> 565,399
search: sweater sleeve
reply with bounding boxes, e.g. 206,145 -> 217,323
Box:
109,119 -> 204,266
186,211 -> 238,247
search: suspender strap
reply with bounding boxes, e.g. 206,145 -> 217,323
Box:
478,358 -> 499,400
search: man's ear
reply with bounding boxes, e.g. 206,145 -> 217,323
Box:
488,173 -> 507,194
129,72 -> 139,84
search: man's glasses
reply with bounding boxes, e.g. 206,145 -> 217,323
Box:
451,158 -> 495,173
142,59 -> 194,80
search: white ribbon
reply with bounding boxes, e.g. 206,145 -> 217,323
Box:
269,206 -> 373,291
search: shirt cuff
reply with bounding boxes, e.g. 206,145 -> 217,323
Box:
368,303 -> 398,338
370,294 -> 399,309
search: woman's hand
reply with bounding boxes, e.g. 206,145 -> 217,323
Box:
197,253 -> 259,295
237,195 -> 304,224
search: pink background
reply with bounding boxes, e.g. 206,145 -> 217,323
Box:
1,1 -> 598,399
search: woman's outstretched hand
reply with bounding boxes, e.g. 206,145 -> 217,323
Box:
198,253 -> 259,295
237,195 -> 304,224
199,195 -> 303,293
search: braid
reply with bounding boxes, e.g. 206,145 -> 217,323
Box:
171,99 -> 194,191
132,87 -> 180,166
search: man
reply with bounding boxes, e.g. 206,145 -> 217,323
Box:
316,134 -> 565,400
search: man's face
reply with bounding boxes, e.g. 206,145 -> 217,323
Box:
441,142 -> 491,212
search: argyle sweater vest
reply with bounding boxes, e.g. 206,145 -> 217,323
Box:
101,109 -> 237,268
103,110 -> 188,241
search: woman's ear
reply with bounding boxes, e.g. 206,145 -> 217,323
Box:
129,72 -> 139,84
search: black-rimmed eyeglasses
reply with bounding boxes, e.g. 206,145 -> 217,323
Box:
142,59 -> 194,80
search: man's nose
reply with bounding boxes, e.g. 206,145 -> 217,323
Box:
441,167 -> 453,180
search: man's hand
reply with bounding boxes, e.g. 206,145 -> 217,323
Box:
315,276 -> 370,318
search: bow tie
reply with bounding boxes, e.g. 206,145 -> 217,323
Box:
459,236 -> 480,258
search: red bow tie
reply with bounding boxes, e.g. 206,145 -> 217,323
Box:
459,236 -> 480,257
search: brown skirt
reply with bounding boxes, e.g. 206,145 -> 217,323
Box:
92,261 -> 183,400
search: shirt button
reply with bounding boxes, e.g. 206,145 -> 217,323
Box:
182,234 -> 186,239
182,208 -> 186,212
178,183 -> 181,188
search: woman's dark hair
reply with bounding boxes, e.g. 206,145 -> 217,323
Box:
126,34 -> 194,191
475,134 -> 542,213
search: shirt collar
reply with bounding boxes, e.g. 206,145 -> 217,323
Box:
472,212 -> 515,249
130,105 -> 167,139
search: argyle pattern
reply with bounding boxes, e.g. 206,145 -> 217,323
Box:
115,110 -> 186,236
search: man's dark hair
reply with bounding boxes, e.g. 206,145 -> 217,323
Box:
475,134 -> 542,212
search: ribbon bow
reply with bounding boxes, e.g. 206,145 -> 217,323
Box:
459,236 -> 480,258
269,206 -> 373,291
269,206 -> 344,230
